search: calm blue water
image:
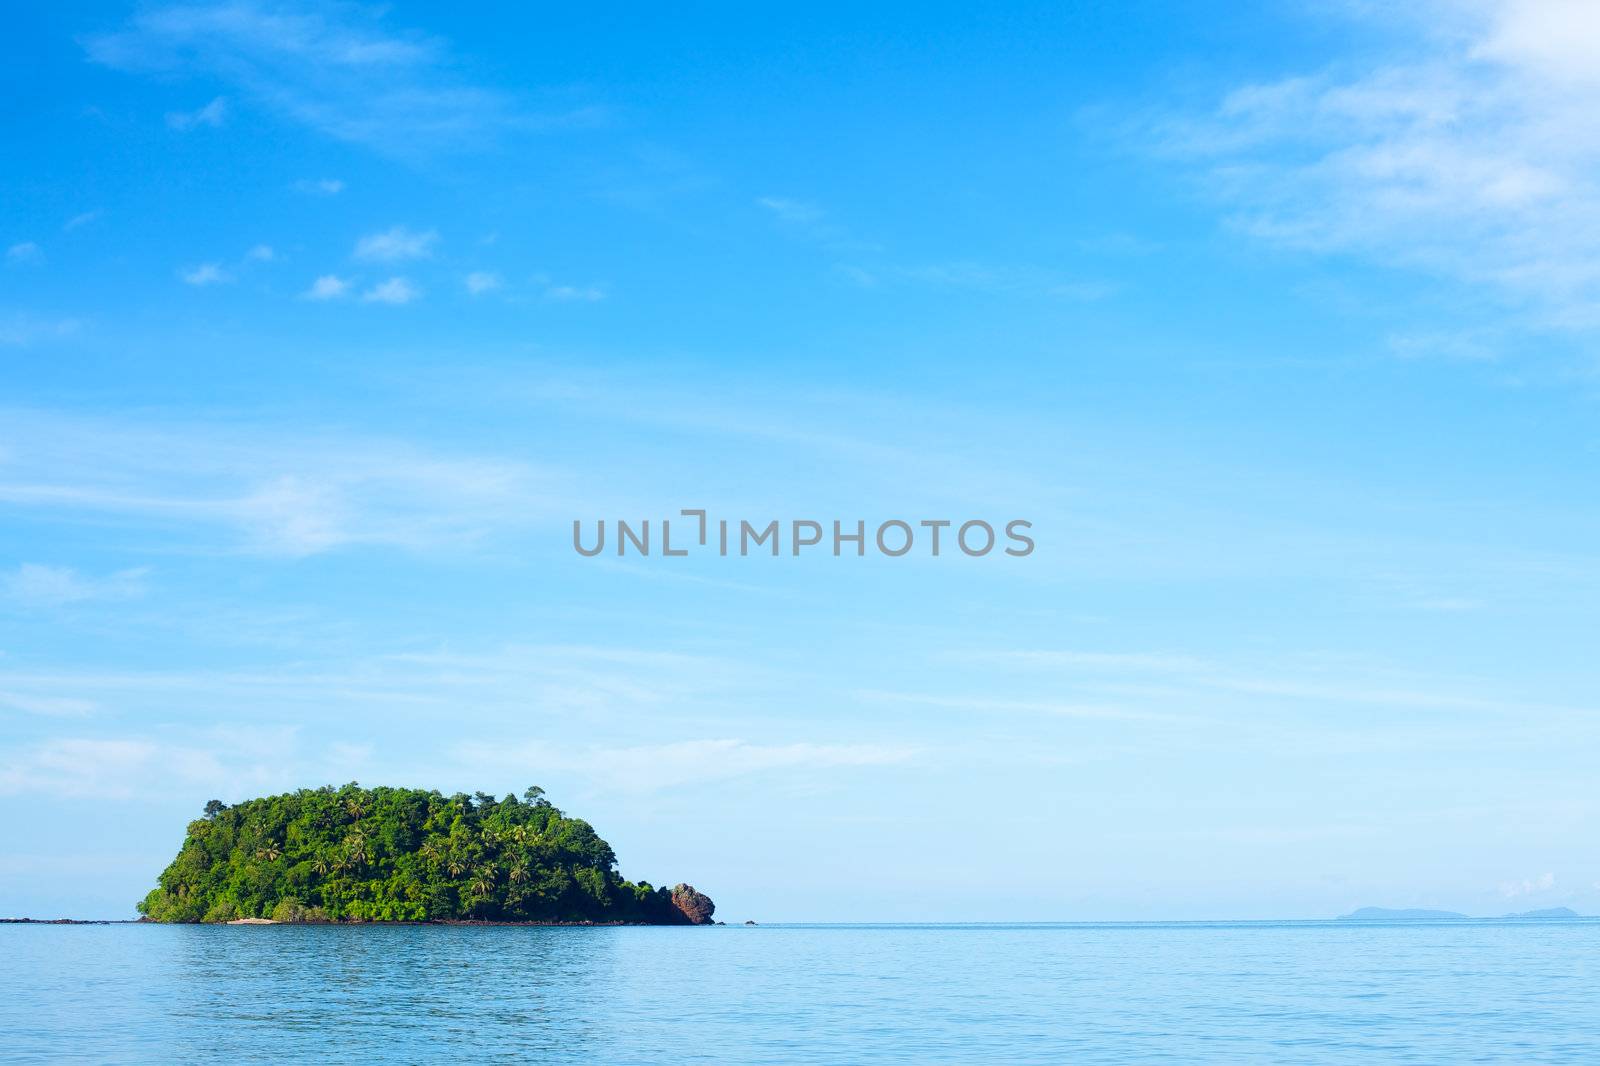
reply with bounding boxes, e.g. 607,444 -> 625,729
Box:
4,920 -> 1599,1063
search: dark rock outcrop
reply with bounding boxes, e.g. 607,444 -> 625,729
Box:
670,883 -> 716,925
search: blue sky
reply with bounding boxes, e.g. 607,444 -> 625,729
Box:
4,1 -> 1600,920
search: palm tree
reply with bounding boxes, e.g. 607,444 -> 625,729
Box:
470,870 -> 494,898
509,864 -> 529,884
311,854 -> 331,876
256,843 -> 281,862
447,855 -> 467,878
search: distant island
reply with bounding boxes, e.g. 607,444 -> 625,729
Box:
1339,907 -> 1470,921
137,784 -> 715,925
1338,906 -> 1587,921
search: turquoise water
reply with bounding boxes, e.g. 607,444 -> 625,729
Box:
5,920 -> 1599,1062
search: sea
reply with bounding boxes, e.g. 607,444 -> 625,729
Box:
4,919 -> 1599,1063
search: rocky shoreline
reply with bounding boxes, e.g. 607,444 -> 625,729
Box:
3,916 -> 730,927
2,918 -> 144,925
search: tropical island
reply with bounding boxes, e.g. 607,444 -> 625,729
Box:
137,784 -> 715,925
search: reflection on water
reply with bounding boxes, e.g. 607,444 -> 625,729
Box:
6,921 -> 1600,1063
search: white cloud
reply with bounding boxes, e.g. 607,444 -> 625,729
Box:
1474,0 -> 1600,84
544,283 -> 605,302
63,210 -> 100,231
6,241 -> 39,263
757,195 -> 880,252
0,731 -> 296,799
0,314 -> 79,346
362,276 -> 420,305
0,408 -> 553,557
302,274 -> 350,300
83,3 -> 600,155
757,196 -> 826,224
232,475 -> 349,554
353,225 -> 436,262
292,177 -> 344,195
245,243 -> 276,262
0,692 -> 98,718
0,725 -> 886,802
1174,0 -> 1600,329
453,737 -> 914,792
180,262 -> 230,286
894,262 -> 1113,300
2,564 -> 148,607
464,270 -> 501,295
1500,871 -> 1556,899
835,264 -> 878,288
967,647 -> 1584,716
0,739 -> 161,798
1386,329 -> 1501,362
1049,281 -> 1117,301
857,689 -> 1171,722
165,95 -> 227,130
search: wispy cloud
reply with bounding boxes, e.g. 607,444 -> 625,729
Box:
354,225 -> 435,262
6,241 -> 39,263
527,272 -> 606,302
302,274 -> 349,300
1386,328 -> 1502,362
759,196 -> 1103,298
1167,0 -> 1600,330
292,177 -> 343,195
757,196 -> 826,225
180,262 -> 230,286
893,262 -> 1114,300
1500,871 -> 1556,900
63,210 -> 100,231
181,246 -> 282,286
452,737 -> 915,792
2,564 -> 148,607
165,94 -> 227,130
84,2 -> 603,154
0,692 -> 98,718
0,645 -> 766,753
967,647 -> 1591,718
0,730 -> 298,799
543,283 -> 605,302
0,727 -> 903,801
0,408 -> 556,557
0,739 -> 166,797
758,195 -> 880,252
0,314 -> 80,347
361,276 -> 420,304
464,270 -> 501,295
855,689 -> 1173,722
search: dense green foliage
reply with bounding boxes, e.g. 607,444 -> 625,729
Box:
138,784 -> 704,924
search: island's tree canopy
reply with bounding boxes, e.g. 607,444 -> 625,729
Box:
138,784 -> 712,924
